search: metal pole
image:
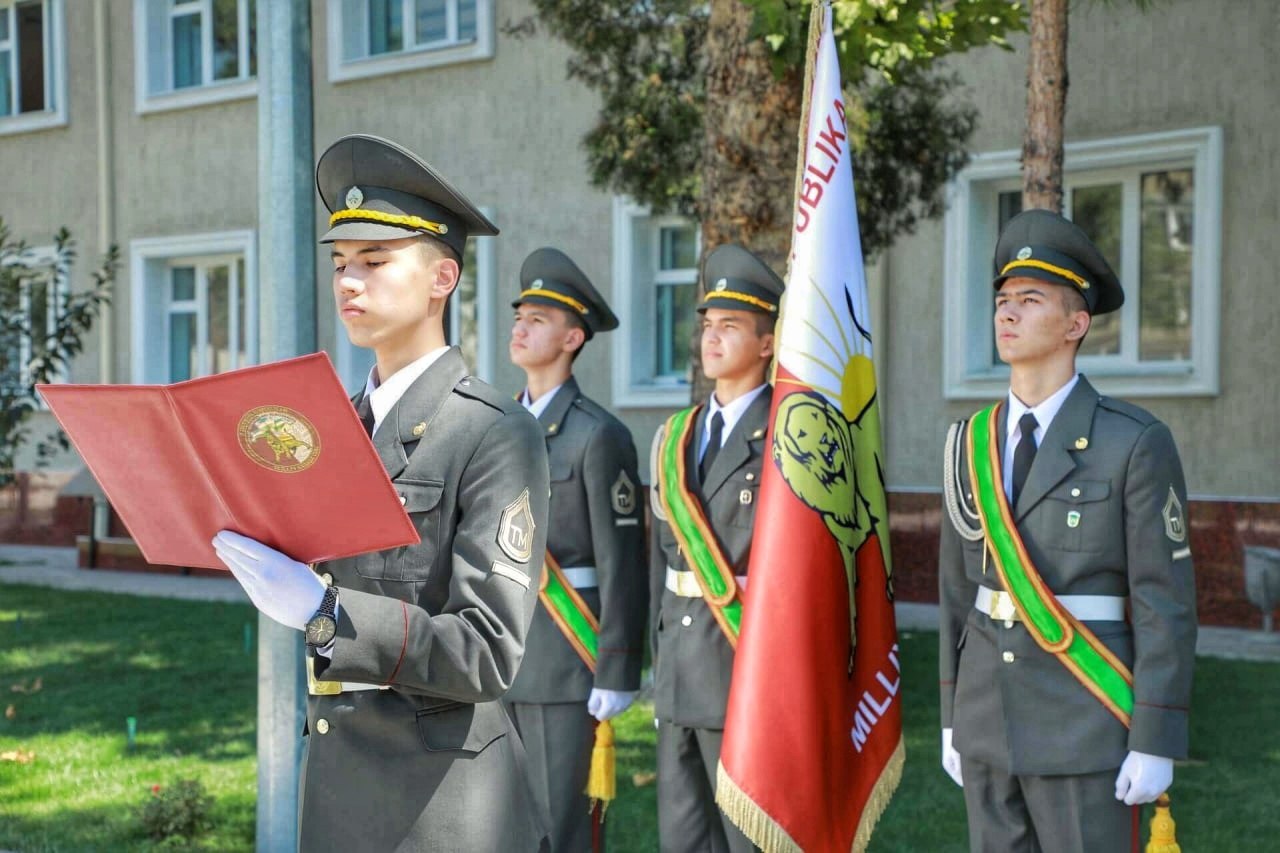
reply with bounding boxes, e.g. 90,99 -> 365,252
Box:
255,2 -> 315,850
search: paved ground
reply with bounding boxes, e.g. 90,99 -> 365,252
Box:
3,544 -> 1279,662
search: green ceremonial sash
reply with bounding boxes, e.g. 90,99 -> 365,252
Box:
967,403 -> 1134,726
657,406 -> 743,647
539,550 -> 599,672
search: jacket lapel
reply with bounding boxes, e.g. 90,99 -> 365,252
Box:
536,376 -> 580,442
702,388 -> 771,500
374,348 -> 469,480
1014,377 -> 1099,521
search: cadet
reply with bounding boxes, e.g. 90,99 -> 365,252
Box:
213,134 -> 550,851
649,243 -> 783,853
503,247 -> 648,851
938,209 -> 1197,852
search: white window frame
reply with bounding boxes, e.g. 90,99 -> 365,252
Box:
611,197 -> 701,409
327,0 -> 493,84
332,206 -> 496,390
134,0 -> 257,115
129,230 -> 259,383
3,244 -> 63,403
942,126 -> 1223,399
0,0 -> 67,136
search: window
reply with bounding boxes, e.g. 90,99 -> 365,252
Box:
130,232 -> 258,383
135,0 -> 257,114
0,0 -> 66,135
0,245 -> 62,398
328,0 -> 493,83
612,198 -> 701,408
942,127 -> 1222,398
332,209 -> 496,390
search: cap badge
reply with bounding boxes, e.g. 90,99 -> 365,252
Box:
1016,246 -> 1033,261
345,186 -> 364,210
714,278 -> 728,292
530,279 -> 543,290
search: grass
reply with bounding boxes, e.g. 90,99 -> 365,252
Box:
2,584 -> 1278,851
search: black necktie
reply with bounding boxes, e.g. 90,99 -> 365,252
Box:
356,397 -> 375,438
1011,412 -> 1039,506
700,412 -> 724,481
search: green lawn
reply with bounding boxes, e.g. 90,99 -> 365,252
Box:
2,583 -> 1278,851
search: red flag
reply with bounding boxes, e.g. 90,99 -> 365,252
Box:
716,6 -> 903,851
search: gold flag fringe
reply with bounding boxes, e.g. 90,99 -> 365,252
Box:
851,736 -> 905,853
716,761 -> 803,853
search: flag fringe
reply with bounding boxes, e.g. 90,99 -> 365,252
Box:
851,735 -> 905,853
715,761 -> 804,853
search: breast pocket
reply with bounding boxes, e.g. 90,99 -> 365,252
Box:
1039,479 -> 1111,552
360,478 -> 445,581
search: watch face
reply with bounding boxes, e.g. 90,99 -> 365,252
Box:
306,615 -> 336,647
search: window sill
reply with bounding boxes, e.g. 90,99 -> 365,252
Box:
0,110 -> 68,137
137,79 -> 258,116
612,382 -> 692,410
945,364 -> 1218,400
329,39 -> 492,84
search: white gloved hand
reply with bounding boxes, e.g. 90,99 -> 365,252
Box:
1114,750 -> 1173,805
587,688 -> 638,722
941,728 -> 963,787
213,530 -> 326,632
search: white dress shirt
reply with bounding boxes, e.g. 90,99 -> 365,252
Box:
700,384 -> 768,462
362,345 -> 452,437
1003,374 -> 1079,499
519,382 -> 566,419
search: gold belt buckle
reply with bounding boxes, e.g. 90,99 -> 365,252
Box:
989,591 -> 1020,622
307,656 -> 342,696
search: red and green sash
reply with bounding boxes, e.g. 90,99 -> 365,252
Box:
967,403 -> 1134,726
657,406 -> 743,647
539,551 -> 600,672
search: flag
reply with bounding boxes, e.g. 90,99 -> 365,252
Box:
716,5 -> 903,851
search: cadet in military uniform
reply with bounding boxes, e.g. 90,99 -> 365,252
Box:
502,247 -> 648,851
938,209 -> 1197,852
213,134 -> 551,852
648,243 -> 783,853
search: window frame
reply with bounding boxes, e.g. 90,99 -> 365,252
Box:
129,230 -> 259,384
2,244 -> 64,403
326,0 -> 493,85
0,0 -> 67,136
942,126 -> 1223,399
611,197 -> 701,409
133,0 -> 257,115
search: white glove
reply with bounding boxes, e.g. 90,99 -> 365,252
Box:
941,728 -> 963,787
1114,750 -> 1173,805
213,530 -> 326,632
587,688 -> 637,721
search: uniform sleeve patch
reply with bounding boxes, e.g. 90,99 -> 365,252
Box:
611,469 -> 637,516
497,488 -> 536,563
1163,486 -> 1187,543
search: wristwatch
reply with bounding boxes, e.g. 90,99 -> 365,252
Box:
305,585 -> 339,648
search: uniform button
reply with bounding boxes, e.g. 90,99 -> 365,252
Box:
1001,651 -> 1015,663
321,573 -> 334,587
1071,487 -> 1081,497
745,473 -> 755,482
681,615 -> 693,627
399,494 -> 407,505
316,718 -> 330,734
1003,619 -> 1014,629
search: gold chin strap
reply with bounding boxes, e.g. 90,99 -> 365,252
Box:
702,290 -> 778,313
329,208 -> 450,236
1000,258 -> 1090,290
519,288 -> 588,315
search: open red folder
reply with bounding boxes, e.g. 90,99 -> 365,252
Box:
37,353 -> 419,571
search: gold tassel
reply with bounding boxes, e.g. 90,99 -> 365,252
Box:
585,720 -> 615,816
1145,793 -> 1181,853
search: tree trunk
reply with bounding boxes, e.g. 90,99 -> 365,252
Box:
693,0 -> 802,403
1022,0 -> 1069,213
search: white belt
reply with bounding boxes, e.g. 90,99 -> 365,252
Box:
559,565 -> 598,589
975,586 -> 1127,622
666,567 -> 747,598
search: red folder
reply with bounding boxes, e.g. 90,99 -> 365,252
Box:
37,353 -> 419,571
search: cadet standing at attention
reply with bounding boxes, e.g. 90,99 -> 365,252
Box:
212,134 -> 551,852
939,209 -> 1197,852
649,243 -> 783,853
503,247 -> 648,852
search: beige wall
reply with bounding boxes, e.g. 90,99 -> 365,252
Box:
879,0 -> 1280,498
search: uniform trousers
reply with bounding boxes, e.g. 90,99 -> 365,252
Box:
657,721 -> 757,853
962,756 -> 1137,853
506,701 -> 596,852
